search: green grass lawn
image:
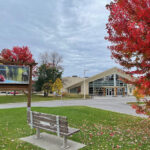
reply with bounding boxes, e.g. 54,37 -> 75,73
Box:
0,94 -> 88,104
0,106 -> 150,150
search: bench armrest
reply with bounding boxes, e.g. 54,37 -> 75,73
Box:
66,127 -> 80,136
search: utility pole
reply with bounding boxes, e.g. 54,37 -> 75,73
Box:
83,69 -> 88,99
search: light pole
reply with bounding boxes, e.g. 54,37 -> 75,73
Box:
83,69 -> 88,99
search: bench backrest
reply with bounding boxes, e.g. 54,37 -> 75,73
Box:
27,111 -> 68,136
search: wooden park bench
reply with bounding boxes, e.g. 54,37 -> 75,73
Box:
27,111 -> 80,149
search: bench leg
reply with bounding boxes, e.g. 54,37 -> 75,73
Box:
62,136 -> 69,149
36,128 -> 40,139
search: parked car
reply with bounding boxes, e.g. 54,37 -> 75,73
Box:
10,91 -> 19,94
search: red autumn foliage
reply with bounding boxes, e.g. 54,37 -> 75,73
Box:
105,0 -> 150,116
132,104 -> 147,115
0,46 -> 37,77
0,75 -> 5,82
110,132 -> 114,137
89,133 -> 93,138
1,46 -> 35,63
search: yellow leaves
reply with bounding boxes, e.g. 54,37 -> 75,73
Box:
133,88 -> 144,101
42,78 -> 63,95
52,78 -> 63,95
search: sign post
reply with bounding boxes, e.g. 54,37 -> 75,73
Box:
27,66 -> 33,110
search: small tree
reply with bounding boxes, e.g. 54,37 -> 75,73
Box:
35,64 -> 62,95
42,82 -> 51,97
52,78 -> 63,95
41,80 -> 55,97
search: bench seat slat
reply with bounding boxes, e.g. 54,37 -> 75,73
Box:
33,122 -> 68,133
32,118 -> 68,131
27,111 -> 67,122
32,115 -> 68,126
32,112 -> 67,121
32,125 -> 69,136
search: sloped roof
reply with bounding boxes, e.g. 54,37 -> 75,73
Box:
66,67 -> 134,89
86,67 -> 133,82
62,76 -> 84,89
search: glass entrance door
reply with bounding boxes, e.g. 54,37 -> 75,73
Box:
106,88 -> 114,96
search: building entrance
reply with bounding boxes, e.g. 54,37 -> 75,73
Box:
106,88 -> 114,96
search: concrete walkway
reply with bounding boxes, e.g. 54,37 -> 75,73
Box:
0,96 -> 147,118
20,132 -> 86,150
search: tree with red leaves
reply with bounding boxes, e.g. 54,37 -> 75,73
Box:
0,46 -> 36,75
0,46 -> 36,96
1,46 -> 35,63
105,0 -> 150,116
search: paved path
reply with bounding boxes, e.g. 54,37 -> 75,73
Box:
0,96 -> 147,118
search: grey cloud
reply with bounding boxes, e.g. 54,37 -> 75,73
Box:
0,0 -> 118,77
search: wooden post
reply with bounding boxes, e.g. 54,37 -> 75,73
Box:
114,87 -> 117,96
103,88 -> 106,96
27,65 -> 33,110
123,87 -> 125,96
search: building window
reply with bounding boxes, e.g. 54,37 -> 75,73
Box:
89,74 -> 127,96
70,86 -> 81,94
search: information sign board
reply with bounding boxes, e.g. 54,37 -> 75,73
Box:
0,65 -> 29,84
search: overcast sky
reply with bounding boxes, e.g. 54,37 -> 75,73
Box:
0,0 -> 120,77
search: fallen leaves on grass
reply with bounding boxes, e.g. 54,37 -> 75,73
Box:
78,118 -> 150,149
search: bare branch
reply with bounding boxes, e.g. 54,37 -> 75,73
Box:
39,51 -> 63,70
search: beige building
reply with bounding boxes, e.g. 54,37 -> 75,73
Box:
63,67 -> 135,96
62,76 -> 84,93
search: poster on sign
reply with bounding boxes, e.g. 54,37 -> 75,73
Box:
0,65 -> 29,84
